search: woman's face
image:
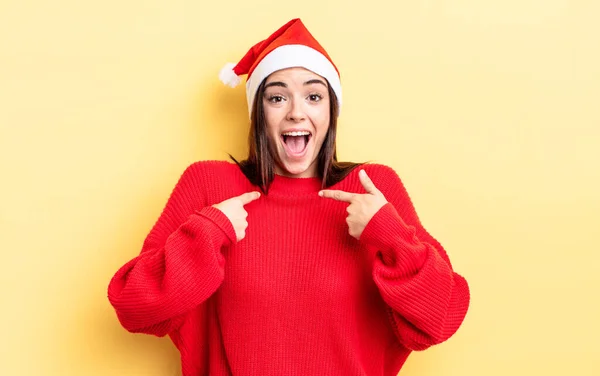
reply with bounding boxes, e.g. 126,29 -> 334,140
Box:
262,67 -> 331,178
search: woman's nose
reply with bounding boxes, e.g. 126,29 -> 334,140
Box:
286,99 -> 306,122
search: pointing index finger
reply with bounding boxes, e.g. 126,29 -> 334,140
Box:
238,191 -> 261,205
318,189 -> 356,202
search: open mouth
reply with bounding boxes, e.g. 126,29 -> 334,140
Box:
281,130 -> 312,156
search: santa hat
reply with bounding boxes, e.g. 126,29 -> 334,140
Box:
219,18 -> 342,117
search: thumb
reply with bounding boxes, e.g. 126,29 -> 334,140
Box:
237,191 -> 261,205
359,169 -> 380,195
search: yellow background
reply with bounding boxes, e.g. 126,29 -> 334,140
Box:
1,0 -> 599,375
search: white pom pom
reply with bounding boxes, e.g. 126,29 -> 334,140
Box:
219,62 -> 241,88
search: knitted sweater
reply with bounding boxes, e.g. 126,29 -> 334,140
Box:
108,161 -> 470,376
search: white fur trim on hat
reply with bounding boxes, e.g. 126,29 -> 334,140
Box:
245,44 -> 342,118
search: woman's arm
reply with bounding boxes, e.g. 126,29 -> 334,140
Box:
107,163 -> 236,336
360,165 -> 470,350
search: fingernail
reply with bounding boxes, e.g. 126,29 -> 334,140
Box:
318,191 -> 323,197
359,169 -> 365,176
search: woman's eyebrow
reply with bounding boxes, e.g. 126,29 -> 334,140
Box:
264,79 -> 327,89
264,81 -> 287,89
304,79 -> 327,87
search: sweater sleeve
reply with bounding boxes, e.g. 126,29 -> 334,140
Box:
107,163 -> 237,337
360,165 -> 470,351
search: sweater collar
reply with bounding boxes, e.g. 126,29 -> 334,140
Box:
269,174 -> 322,195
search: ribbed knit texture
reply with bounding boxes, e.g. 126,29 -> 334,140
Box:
107,161 -> 470,376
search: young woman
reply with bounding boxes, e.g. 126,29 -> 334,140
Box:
108,18 -> 470,376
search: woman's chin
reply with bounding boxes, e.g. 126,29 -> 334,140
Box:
277,159 -> 316,178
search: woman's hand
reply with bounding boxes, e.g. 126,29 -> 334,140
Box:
319,170 -> 388,240
212,192 -> 261,241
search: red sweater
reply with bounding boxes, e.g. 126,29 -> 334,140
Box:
108,161 -> 470,375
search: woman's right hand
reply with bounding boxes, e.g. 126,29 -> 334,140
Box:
212,191 -> 261,241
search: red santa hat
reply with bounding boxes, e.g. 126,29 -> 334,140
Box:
219,18 -> 342,117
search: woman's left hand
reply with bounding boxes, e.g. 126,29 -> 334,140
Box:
319,169 -> 388,239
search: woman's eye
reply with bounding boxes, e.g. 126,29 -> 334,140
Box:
268,95 -> 284,103
308,94 -> 322,102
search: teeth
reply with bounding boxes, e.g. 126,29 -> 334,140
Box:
282,131 -> 311,136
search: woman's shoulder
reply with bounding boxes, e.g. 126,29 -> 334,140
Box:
178,160 -> 250,200
336,162 -> 400,184
181,160 -> 242,179
360,163 -> 402,183
349,162 -> 407,198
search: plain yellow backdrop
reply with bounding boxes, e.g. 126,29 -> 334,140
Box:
1,0 -> 599,375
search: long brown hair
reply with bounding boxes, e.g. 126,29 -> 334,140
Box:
231,79 -> 363,193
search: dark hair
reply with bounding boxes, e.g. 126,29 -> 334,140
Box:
231,79 -> 363,193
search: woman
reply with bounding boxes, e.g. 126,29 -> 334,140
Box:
108,18 -> 470,376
